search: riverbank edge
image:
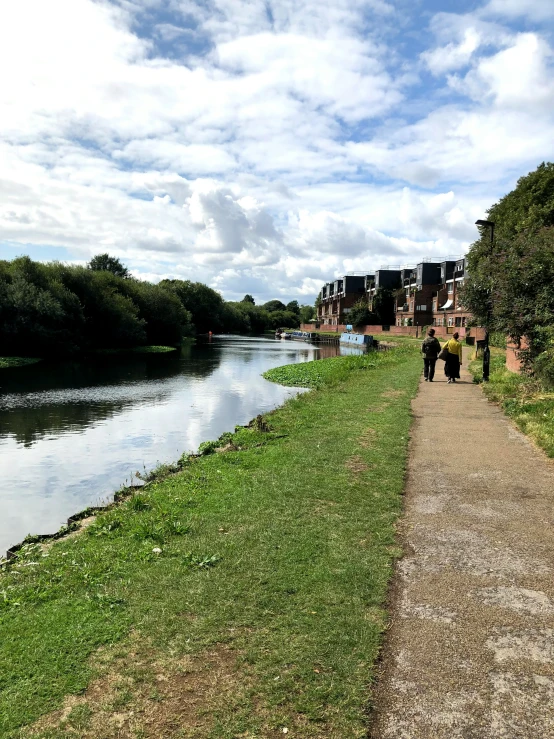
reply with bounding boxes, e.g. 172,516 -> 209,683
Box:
0,343 -> 195,371
1,346 -> 423,738
0,357 -> 42,369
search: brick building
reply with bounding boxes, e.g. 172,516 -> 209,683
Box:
316,255 -> 477,333
317,275 -> 369,326
367,268 -> 401,314
433,257 -> 472,330
395,261 -> 443,327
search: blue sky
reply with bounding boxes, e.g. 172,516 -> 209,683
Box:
1,0 -> 553,302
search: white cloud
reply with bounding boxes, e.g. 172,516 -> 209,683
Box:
450,33 -> 554,113
1,0 -> 554,303
481,0 -> 554,22
422,28 -> 482,74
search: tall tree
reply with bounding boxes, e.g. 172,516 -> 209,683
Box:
160,279 -> 226,334
299,304 -> 315,324
462,161 -> 554,332
486,162 -> 554,241
348,299 -> 378,327
242,294 -> 255,304
461,162 -> 554,383
88,253 -> 130,279
372,288 -> 395,324
262,299 -> 286,313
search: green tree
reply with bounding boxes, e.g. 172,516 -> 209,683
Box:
347,299 -> 377,328
486,161 -> 554,241
160,280 -> 226,334
285,300 -> 300,315
266,310 -> 301,330
461,162 -> 554,383
120,280 -> 193,345
87,253 -> 130,279
372,288 -> 395,324
262,299 -> 286,313
242,294 -> 255,304
462,161 -> 554,332
299,304 -> 315,324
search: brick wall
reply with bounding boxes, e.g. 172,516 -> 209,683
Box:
301,323 -> 471,338
506,337 -> 529,373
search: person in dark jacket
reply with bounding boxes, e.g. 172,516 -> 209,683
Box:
421,328 -> 441,381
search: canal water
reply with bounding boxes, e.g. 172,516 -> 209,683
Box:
0,336 -> 341,554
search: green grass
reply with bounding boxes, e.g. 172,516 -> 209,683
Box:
469,350 -> 554,458
0,344 -> 422,738
0,357 -> 42,369
129,345 -> 177,354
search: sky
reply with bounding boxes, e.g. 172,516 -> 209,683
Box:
1,0 -> 554,304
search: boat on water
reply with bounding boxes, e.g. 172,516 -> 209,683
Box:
275,329 -> 317,341
290,330 -> 318,341
340,332 -> 373,347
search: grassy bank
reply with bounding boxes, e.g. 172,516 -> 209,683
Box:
92,345 -> 179,356
1,347 -> 178,370
0,345 -> 422,739
0,357 -> 42,369
469,351 -> 554,458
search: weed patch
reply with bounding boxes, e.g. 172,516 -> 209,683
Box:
469,351 -> 554,457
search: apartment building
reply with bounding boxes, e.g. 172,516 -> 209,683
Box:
367,268 -> 401,313
433,257 -> 472,329
317,275 -> 369,326
316,256 -> 474,331
395,262 -> 442,327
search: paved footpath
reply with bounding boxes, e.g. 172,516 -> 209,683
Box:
369,364 -> 554,738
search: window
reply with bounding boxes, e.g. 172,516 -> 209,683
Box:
448,317 -> 453,326
448,283 -> 454,295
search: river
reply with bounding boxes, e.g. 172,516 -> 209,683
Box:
0,335 -> 341,555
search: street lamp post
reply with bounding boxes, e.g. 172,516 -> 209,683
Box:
475,219 -> 495,381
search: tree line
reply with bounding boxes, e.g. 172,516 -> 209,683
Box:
461,161 -> 554,387
0,254 -> 314,358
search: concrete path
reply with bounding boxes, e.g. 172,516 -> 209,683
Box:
369,364 -> 554,738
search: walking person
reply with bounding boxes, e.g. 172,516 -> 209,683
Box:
443,331 -> 463,383
421,328 -> 441,381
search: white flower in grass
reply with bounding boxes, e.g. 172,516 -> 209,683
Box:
152,547 -> 162,555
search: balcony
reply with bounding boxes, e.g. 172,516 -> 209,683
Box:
396,304 -> 409,312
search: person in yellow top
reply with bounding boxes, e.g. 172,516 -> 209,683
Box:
443,331 -> 462,383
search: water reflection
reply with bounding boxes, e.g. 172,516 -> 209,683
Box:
0,336 -> 335,553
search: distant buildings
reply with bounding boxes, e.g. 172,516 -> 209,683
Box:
318,275 -> 368,326
316,256 -> 474,331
